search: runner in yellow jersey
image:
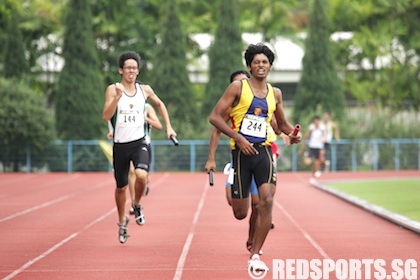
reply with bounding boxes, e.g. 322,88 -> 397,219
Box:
209,43 -> 302,272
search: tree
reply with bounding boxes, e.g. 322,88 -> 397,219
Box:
149,0 -> 197,134
0,2 -> 57,171
91,0 -> 160,85
330,0 -> 420,110
238,0 -> 301,40
55,0 -> 104,140
0,77 -> 55,171
2,8 -> 28,79
293,0 -> 345,122
201,0 -> 244,118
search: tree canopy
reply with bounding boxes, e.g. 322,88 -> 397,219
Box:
149,0 -> 198,135
55,0 -> 104,140
293,0 -> 345,122
201,0 -> 244,118
0,77 -> 55,170
0,0 -> 418,142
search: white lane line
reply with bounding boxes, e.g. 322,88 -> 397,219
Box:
0,180 -> 110,223
149,172 -> 170,190
274,200 -> 331,259
2,208 -> 116,280
172,180 -> 209,280
0,174 -> 81,199
0,195 -> 71,223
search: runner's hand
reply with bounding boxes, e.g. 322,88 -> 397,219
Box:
235,136 -> 258,156
205,160 -> 216,174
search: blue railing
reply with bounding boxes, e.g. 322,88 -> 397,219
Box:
1,139 -> 419,173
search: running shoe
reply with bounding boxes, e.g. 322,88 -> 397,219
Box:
129,207 -> 135,215
133,204 -> 145,225
248,254 -> 269,272
118,215 -> 130,244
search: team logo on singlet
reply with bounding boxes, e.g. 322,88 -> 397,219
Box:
129,104 -> 134,109
254,108 -> 262,116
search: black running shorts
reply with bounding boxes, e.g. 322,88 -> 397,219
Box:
230,144 -> 276,199
113,138 -> 149,188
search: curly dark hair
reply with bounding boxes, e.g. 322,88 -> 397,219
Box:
118,51 -> 141,69
244,43 -> 275,67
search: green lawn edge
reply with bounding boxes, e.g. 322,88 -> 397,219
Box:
328,179 -> 420,222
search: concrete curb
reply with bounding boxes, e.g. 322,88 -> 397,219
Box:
309,178 -> 420,234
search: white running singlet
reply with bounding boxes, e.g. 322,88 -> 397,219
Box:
113,83 -> 146,143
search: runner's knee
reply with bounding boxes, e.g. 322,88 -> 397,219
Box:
233,209 -> 247,220
258,194 -> 273,213
232,203 -> 248,220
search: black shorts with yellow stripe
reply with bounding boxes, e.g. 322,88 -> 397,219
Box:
230,144 -> 276,199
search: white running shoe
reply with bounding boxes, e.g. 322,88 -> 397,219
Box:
133,204 -> 145,225
248,254 -> 269,272
118,215 -> 130,244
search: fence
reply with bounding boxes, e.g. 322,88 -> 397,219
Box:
0,139 -> 419,173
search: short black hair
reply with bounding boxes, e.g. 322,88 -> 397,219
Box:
230,70 -> 250,83
244,43 -> 275,67
118,51 -> 141,69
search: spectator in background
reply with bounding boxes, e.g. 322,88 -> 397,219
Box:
322,111 -> 340,172
299,115 -> 327,179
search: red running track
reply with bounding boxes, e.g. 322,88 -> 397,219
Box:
0,171 -> 419,280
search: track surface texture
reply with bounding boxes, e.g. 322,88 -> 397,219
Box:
1,171 -> 418,280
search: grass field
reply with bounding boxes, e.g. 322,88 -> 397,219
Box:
328,179 -> 420,222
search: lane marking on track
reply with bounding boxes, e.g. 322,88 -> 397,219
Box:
274,200 -> 330,259
0,174 -> 35,185
0,174 -> 82,198
172,180 -> 209,280
149,172 -> 170,190
0,180 -> 110,223
0,195 -> 71,223
2,208 -> 116,280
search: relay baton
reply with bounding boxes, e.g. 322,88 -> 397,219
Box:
170,135 -> 179,146
290,124 -> 301,144
209,170 -> 214,186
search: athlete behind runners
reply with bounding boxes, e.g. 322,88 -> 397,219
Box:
102,51 -> 176,244
209,43 -> 302,272
205,70 -> 250,204
127,102 -> 162,213
142,103 -> 162,196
